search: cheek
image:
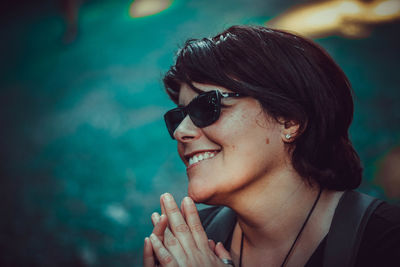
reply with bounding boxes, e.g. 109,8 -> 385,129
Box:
177,143 -> 185,161
213,111 -> 268,145
206,110 -> 249,141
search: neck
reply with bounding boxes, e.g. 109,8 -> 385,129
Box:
223,169 -> 343,266
228,168 -> 316,242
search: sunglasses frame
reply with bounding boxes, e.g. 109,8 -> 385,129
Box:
164,90 -> 244,139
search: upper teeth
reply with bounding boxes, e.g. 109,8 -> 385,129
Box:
188,151 -> 217,166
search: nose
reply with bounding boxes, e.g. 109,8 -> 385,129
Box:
173,115 -> 201,142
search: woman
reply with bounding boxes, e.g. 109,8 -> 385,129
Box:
143,25 -> 400,266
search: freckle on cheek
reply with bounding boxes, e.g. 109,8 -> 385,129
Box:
266,138 -> 270,144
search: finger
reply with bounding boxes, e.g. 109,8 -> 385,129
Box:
160,196 -> 170,231
152,213 -> 168,242
182,196 -> 209,251
162,193 -> 197,250
160,194 -> 167,215
162,226 -> 187,264
180,199 -> 186,221
208,239 -> 216,252
215,242 -> 232,261
143,237 -> 156,267
152,211 -> 186,262
149,233 -> 176,267
151,212 -> 160,226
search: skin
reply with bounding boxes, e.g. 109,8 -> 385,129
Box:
144,82 -> 344,266
175,83 -> 290,206
143,194 -> 232,267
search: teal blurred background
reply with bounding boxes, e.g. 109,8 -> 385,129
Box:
1,0 -> 399,266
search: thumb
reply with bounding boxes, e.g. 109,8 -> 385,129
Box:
215,242 -> 233,263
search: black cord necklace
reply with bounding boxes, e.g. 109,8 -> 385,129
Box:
238,188 -> 322,267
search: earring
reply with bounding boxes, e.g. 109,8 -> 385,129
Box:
285,133 -> 292,140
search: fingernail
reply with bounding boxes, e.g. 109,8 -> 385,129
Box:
150,233 -> 156,241
152,212 -> 160,219
184,196 -> 193,205
163,193 -> 172,201
144,237 -> 149,244
160,214 -> 166,220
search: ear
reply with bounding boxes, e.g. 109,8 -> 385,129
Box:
281,120 -> 301,143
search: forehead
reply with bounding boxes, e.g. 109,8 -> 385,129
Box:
178,82 -> 232,105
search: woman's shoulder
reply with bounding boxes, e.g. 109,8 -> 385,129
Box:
363,201 -> 400,242
369,201 -> 400,224
356,201 -> 400,266
363,201 -> 400,244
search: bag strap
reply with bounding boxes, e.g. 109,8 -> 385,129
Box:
323,190 -> 383,267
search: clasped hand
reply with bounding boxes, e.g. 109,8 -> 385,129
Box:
143,193 -> 232,267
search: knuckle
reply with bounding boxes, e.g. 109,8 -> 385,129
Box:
190,223 -> 204,232
186,207 -> 198,215
165,237 -> 178,246
168,206 -> 180,214
174,223 -> 189,233
161,254 -> 174,264
158,247 -> 174,265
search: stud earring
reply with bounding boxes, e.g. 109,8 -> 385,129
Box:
285,134 -> 292,140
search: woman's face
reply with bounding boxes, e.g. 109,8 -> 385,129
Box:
174,82 -> 290,205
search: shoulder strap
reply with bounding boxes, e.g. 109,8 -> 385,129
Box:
323,190 -> 383,267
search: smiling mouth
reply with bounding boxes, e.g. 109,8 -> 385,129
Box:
187,151 -> 219,167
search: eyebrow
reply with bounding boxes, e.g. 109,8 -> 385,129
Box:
189,83 -> 231,94
188,83 -> 207,94
177,83 -> 229,107
177,83 -> 203,107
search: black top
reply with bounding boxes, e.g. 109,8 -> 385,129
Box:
306,202 -> 400,266
199,201 -> 400,266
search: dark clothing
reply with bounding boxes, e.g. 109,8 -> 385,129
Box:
307,202 -> 400,266
199,198 -> 400,266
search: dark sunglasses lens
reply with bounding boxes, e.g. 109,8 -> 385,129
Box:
164,109 -> 186,138
188,91 -> 220,127
164,91 -> 221,139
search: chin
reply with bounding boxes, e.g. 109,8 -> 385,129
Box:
187,182 -> 215,204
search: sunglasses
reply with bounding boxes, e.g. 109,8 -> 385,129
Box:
164,90 -> 245,139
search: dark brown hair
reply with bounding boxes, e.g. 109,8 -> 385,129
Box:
163,25 -> 362,190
